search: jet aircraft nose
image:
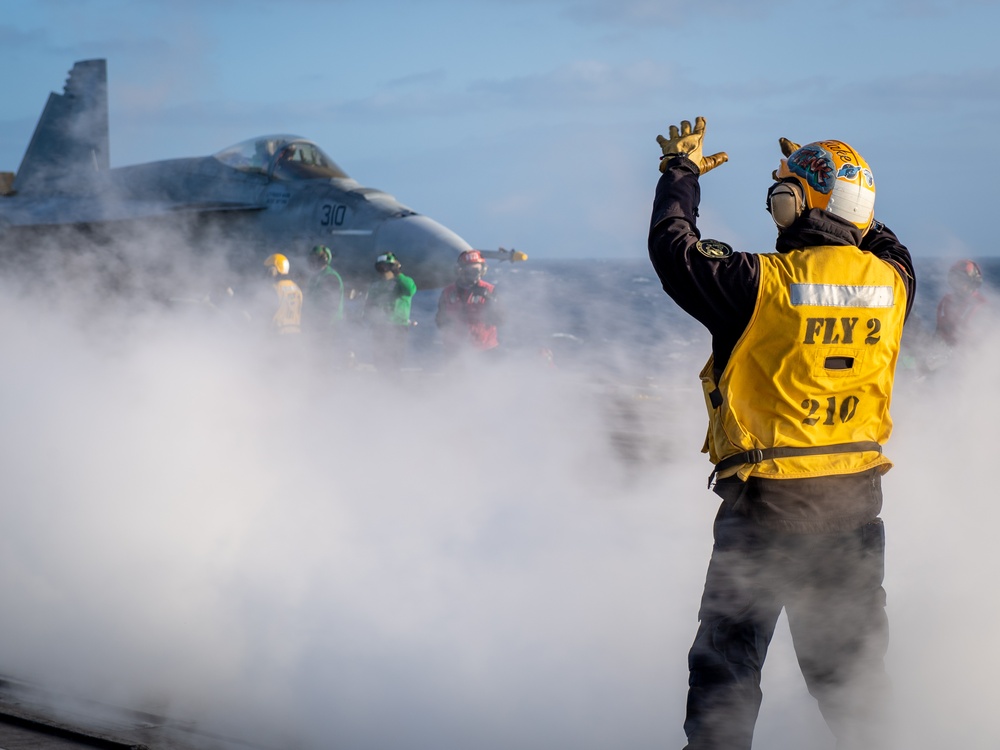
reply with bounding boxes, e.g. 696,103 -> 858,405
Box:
374,214 -> 472,290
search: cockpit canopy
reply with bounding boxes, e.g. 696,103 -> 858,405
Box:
213,135 -> 349,180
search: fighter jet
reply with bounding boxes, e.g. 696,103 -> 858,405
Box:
0,59 -> 525,291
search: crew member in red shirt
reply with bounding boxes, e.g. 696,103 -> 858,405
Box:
435,250 -> 503,357
936,259 -> 987,346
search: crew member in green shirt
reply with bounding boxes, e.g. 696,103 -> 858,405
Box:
363,252 -> 416,370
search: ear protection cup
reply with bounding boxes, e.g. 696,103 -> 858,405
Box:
766,181 -> 804,229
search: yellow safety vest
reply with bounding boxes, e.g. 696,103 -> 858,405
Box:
701,245 -> 908,482
272,279 -> 303,334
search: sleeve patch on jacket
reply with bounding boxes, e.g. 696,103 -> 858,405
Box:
696,239 -> 733,259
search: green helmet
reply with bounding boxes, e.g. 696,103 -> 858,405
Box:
311,245 -> 332,264
375,252 -> 400,271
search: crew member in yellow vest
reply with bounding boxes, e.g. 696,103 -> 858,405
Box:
648,119 -> 915,750
264,253 -> 303,335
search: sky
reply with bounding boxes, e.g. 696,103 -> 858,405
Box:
1,3 -> 1000,750
1,0 -> 999,261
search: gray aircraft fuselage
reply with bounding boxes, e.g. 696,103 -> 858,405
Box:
0,60 -> 481,292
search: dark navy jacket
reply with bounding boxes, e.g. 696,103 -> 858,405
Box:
649,156 -> 915,377
647,155 -> 917,532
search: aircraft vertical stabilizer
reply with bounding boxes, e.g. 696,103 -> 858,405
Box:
12,59 -> 109,195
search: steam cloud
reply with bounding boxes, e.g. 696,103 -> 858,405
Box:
0,236 -> 996,750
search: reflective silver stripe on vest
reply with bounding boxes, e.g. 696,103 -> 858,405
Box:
790,283 -> 894,308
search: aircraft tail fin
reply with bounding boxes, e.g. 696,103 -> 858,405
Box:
12,59 -> 109,195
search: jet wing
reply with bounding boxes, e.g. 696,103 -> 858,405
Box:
0,193 -> 266,229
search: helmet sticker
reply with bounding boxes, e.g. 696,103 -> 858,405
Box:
787,145 -> 835,194
777,140 -> 874,231
836,163 -> 874,188
458,250 -> 485,265
696,239 -> 733,259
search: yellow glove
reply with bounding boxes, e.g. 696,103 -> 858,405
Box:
772,137 -> 801,179
656,117 -> 728,175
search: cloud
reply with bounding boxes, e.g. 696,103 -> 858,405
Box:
0,23 -> 49,49
385,68 -> 449,89
559,0 -> 995,26
563,0 -> 781,25
306,57 -> 1000,136
0,213 -> 996,750
850,67 -> 1000,113
468,59 -> 670,110
0,242 -> 707,748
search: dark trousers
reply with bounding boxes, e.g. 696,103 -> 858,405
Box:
683,488 -> 890,750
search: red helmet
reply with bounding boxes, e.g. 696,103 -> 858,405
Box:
948,259 -> 982,294
458,250 -> 485,266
